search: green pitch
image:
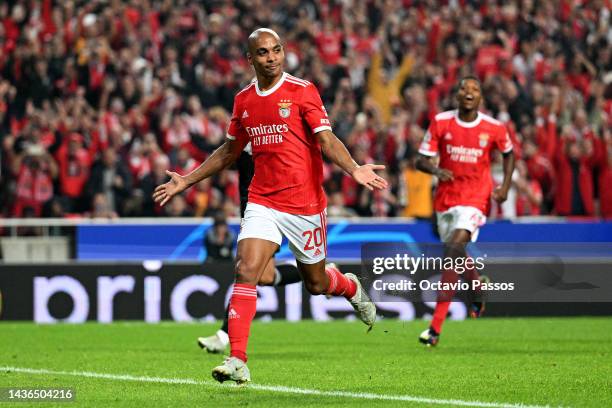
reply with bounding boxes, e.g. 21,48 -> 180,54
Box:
0,318 -> 610,407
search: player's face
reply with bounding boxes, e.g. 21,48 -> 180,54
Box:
248,34 -> 284,79
456,79 -> 482,111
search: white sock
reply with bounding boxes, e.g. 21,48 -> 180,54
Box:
273,268 -> 282,286
216,329 -> 229,346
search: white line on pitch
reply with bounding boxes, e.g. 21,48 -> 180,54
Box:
0,366 -> 555,408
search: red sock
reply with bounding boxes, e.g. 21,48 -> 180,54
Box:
325,264 -> 357,298
431,301 -> 451,334
431,269 -> 459,334
228,283 -> 257,363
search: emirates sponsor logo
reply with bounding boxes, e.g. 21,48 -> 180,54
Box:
246,123 -> 288,147
446,144 -> 483,163
245,123 -> 289,137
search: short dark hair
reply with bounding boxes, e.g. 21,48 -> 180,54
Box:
458,75 -> 481,90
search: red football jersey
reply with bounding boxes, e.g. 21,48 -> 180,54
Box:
419,110 -> 513,213
227,72 -> 332,215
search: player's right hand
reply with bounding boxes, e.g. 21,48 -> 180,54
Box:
435,168 -> 454,182
152,170 -> 188,207
351,164 -> 388,191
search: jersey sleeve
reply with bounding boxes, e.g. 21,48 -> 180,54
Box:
226,99 -> 249,147
494,125 -> 513,153
300,83 -> 332,135
418,119 -> 440,156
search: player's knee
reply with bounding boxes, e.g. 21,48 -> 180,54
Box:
303,278 -> 327,295
258,272 -> 275,286
234,258 -> 259,284
448,229 -> 471,244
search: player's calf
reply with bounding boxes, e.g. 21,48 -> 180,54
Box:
302,274 -> 328,295
234,257 -> 262,285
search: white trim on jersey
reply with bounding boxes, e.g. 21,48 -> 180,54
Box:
501,141 -> 514,154
454,111 -> 483,128
434,110 -> 455,121
418,149 -> 437,157
286,74 -> 311,86
255,72 -> 287,96
313,125 -> 332,134
235,82 -> 255,97
480,112 -> 504,126
226,133 -> 236,140
285,78 -> 308,87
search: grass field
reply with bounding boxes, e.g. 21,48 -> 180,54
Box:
0,318 -> 611,407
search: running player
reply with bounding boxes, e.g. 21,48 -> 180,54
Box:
197,143 -> 343,354
153,28 -> 387,383
416,76 -> 515,346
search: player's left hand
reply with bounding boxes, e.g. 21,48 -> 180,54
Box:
492,186 -> 509,203
351,164 -> 388,191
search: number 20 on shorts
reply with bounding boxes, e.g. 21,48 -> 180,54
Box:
302,227 -> 323,250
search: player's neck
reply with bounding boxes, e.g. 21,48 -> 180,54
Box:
457,109 -> 479,123
257,72 -> 284,91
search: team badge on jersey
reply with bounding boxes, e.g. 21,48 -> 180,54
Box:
479,133 -> 489,147
278,100 -> 292,118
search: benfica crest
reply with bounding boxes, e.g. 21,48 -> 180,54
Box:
278,100 -> 292,118
479,133 -> 490,147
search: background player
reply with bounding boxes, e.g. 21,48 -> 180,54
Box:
416,76 -> 515,346
197,143 -> 343,354
153,28 -> 387,383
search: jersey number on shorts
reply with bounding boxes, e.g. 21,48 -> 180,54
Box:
302,227 -> 323,250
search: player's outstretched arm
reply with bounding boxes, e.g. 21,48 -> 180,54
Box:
153,139 -> 243,206
415,154 -> 453,181
316,130 -> 388,191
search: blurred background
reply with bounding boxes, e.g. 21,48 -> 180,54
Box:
0,0 -> 610,266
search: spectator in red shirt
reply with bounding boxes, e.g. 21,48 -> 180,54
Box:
515,160 -> 543,216
56,132 -> 93,212
11,144 -> 58,217
554,129 -> 596,216
128,132 -> 167,184
316,21 -> 343,66
600,131 -> 612,219
523,139 -> 555,211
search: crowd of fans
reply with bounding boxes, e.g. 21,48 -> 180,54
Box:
0,0 -> 610,220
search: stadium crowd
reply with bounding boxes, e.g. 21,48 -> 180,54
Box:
0,0 -> 610,220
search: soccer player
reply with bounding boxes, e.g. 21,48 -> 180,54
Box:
197,144 -> 342,354
153,28 -> 387,383
416,76 -> 515,346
